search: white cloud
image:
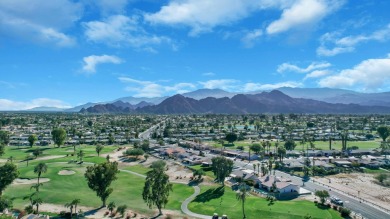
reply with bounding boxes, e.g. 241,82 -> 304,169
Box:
318,54 -> 390,90
0,0 -> 81,46
241,29 -> 263,48
0,98 -> 71,111
317,24 -> 390,56
119,77 -> 195,97
243,81 -> 302,92
93,0 -> 129,15
266,0 -> 343,35
145,0 -> 258,36
145,0 -> 342,37
304,70 -> 331,80
202,72 -> 215,76
82,55 -> 123,73
199,79 -> 239,90
277,61 -> 331,73
83,15 -> 172,49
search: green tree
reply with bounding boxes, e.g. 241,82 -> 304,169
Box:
32,148 -> 42,158
33,163 -> 47,192
32,197 -> 43,214
142,161 -> 172,216
0,196 -> 13,212
77,150 -> 85,162
277,146 -> 286,162
117,205 -> 127,217
0,144 -> 4,157
84,161 -> 119,206
225,133 -> 238,145
51,128 -> 67,147
377,126 -> 390,142
314,190 -> 329,205
236,182 -> 249,219
0,162 -> 18,196
249,143 -> 263,155
141,140 -> 150,151
107,201 -> 116,215
124,148 -> 144,160
211,156 -> 234,185
284,139 -> 296,150
25,155 -> 34,167
0,131 -> 10,146
96,145 -> 104,157
28,134 -> 38,148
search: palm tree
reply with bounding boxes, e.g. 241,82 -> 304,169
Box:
32,197 -> 43,214
77,150 -> 84,163
34,163 -> 47,191
72,198 -> 81,218
64,202 -> 74,216
236,182 -> 249,219
108,201 -> 116,215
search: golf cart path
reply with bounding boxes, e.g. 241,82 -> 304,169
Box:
181,185 -> 210,219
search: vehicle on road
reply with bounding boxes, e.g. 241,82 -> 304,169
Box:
330,196 -> 343,205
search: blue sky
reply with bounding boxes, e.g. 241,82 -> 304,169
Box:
1,0 -> 390,110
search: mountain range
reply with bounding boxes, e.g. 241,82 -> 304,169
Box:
20,87 -> 390,112
80,90 -> 390,114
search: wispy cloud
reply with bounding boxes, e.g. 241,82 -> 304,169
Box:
83,15 -> 173,50
318,54 -> 390,91
202,72 -> 215,77
82,55 -> 123,73
118,76 -> 196,97
277,61 -> 331,73
199,79 -> 239,90
243,81 -> 303,92
0,0 -> 81,46
145,0 -> 343,36
317,24 -> 390,56
0,98 -> 71,111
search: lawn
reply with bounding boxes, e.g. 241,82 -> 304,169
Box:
2,145 -> 117,162
188,185 -> 342,219
121,164 -> 151,175
3,162 -> 193,216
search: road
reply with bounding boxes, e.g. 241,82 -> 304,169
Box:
232,158 -> 390,219
139,123 -> 162,139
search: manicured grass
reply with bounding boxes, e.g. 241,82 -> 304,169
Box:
188,185 -> 342,219
121,164 -> 151,175
2,145 -> 117,162
4,162 -> 193,216
307,141 -> 381,150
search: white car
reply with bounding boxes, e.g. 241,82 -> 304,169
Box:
330,196 -> 343,205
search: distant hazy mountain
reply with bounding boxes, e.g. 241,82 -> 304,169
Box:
84,90 -> 390,114
65,102 -> 99,112
181,88 -> 235,100
26,107 -> 67,112
114,96 -> 167,105
277,87 -> 390,107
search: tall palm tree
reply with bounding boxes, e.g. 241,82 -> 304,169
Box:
64,202 -> 74,216
34,163 -> 47,191
236,182 -> 249,219
32,197 -> 43,214
72,198 -> 81,218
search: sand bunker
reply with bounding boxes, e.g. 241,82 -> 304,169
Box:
58,170 -> 75,175
13,178 -> 50,185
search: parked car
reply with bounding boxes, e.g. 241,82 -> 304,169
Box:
330,196 -> 343,205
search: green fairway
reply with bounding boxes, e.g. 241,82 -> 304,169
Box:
3,162 -> 193,216
3,145 -> 117,162
188,186 -> 342,219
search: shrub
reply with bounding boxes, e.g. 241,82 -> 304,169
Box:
339,208 -> 351,217
332,205 -> 338,211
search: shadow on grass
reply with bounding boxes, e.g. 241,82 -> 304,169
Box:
315,203 -> 331,210
193,186 -> 225,203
